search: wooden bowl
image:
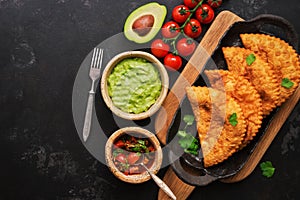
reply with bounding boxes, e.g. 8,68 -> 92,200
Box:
105,127 -> 163,184
100,51 -> 169,120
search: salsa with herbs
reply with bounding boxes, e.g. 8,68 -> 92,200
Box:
112,134 -> 156,175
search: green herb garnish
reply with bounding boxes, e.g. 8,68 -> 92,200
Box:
177,115 -> 199,156
183,115 -> 195,126
137,139 -> 145,145
131,146 -> 141,152
113,149 -> 124,157
178,131 -> 199,155
120,163 -> 130,170
281,78 -> 294,89
131,142 -> 147,152
246,54 -> 256,65
229,113 -> 238,126
260,161 -> 275,178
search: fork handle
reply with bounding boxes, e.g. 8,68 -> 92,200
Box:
83,91 -> 95,142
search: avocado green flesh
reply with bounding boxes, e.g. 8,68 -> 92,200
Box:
107,58 -> 162,114
124,2 -> 167,44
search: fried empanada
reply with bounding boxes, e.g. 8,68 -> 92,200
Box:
240,33 -> 300,106
186,86 -> 246,167
223,47 -> 280,115
205,70 -> 263,148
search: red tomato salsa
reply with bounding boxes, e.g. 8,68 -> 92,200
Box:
112,134 -> 156,175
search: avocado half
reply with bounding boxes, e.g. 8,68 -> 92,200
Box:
124,2 -> 167,44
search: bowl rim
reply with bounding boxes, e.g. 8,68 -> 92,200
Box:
100,50 -> 169,120
105,127 -> 163,184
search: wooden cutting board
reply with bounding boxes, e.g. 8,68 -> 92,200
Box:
155,10 -> 243,145
155,10 -> 300,200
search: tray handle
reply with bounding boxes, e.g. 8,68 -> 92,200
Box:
171,158 -> 218,186
248,14 -> 299,50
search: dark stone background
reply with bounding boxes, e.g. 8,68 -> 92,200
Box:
0,0 -> 299,199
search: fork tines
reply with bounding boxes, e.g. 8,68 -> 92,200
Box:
91,48 -> 104,69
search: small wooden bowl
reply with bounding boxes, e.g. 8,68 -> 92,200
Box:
105,127 -> 163,184
100,51 -> 169,120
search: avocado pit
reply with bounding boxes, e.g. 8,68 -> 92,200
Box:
132,14 -> 155,36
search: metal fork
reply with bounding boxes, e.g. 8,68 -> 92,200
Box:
83,48 -> 104,142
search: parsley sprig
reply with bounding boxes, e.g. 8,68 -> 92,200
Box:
177,115 -> 199,155
281,78 -> 294,89
246,53 -> 256,65
229,113 -> 238,126
260,161 -> 275,178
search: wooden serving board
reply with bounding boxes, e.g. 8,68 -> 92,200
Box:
155,10 -> 300,199
155,10 -> 243,145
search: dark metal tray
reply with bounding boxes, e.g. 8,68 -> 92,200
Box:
168,14 -> 299,186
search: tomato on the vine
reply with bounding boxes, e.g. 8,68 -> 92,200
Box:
183,18 -> 202,38
195,4 -> 215,24
172,5 -> 191,24
151,39 -> 170,58
164,53 -> 182,71
176,38 -> 196,57
183,0 -> 201,9
161,21 -> 180,38
207,0 -> 222,8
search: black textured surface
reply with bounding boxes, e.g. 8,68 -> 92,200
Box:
0,0 -> 299,200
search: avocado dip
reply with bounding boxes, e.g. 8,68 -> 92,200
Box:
107,57 -> 162,114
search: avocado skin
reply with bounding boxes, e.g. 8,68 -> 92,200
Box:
124,2 -> 167,44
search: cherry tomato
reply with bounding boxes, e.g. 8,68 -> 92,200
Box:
207,0 -> 222,8
183,18 -> 202,38
148,146 -> 155,152
151,39 -> 170,58
195,4 -> 215,24
161,21 -> 180,38
115,153 -> 127,163
164,53 -> 182,71
114,140 -> 125,148
176,38 -> 196,57
127,152 -> 140,165
123,170 -> 129,175
172,5 -> 191,24
183,0 -> 201,9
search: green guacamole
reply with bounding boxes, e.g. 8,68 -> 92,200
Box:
107,57 -> 162,114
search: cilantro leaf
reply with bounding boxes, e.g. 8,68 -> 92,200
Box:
178,133 -> 199,155
260,161 -> 275,178
183,115 -> 195,126
178,134 -> 194,149
229,113 -> 238,126
184,148 -> 198,155
178,114 -> 198,155
246,54 -> 256,65
113,149 -> 124,157
177,130 -> 188,138
137,139 -> 145,145
281,78 -> 294,89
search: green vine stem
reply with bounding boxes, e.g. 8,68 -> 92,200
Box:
178,0 -> 204,32
163,0 -> 204,55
